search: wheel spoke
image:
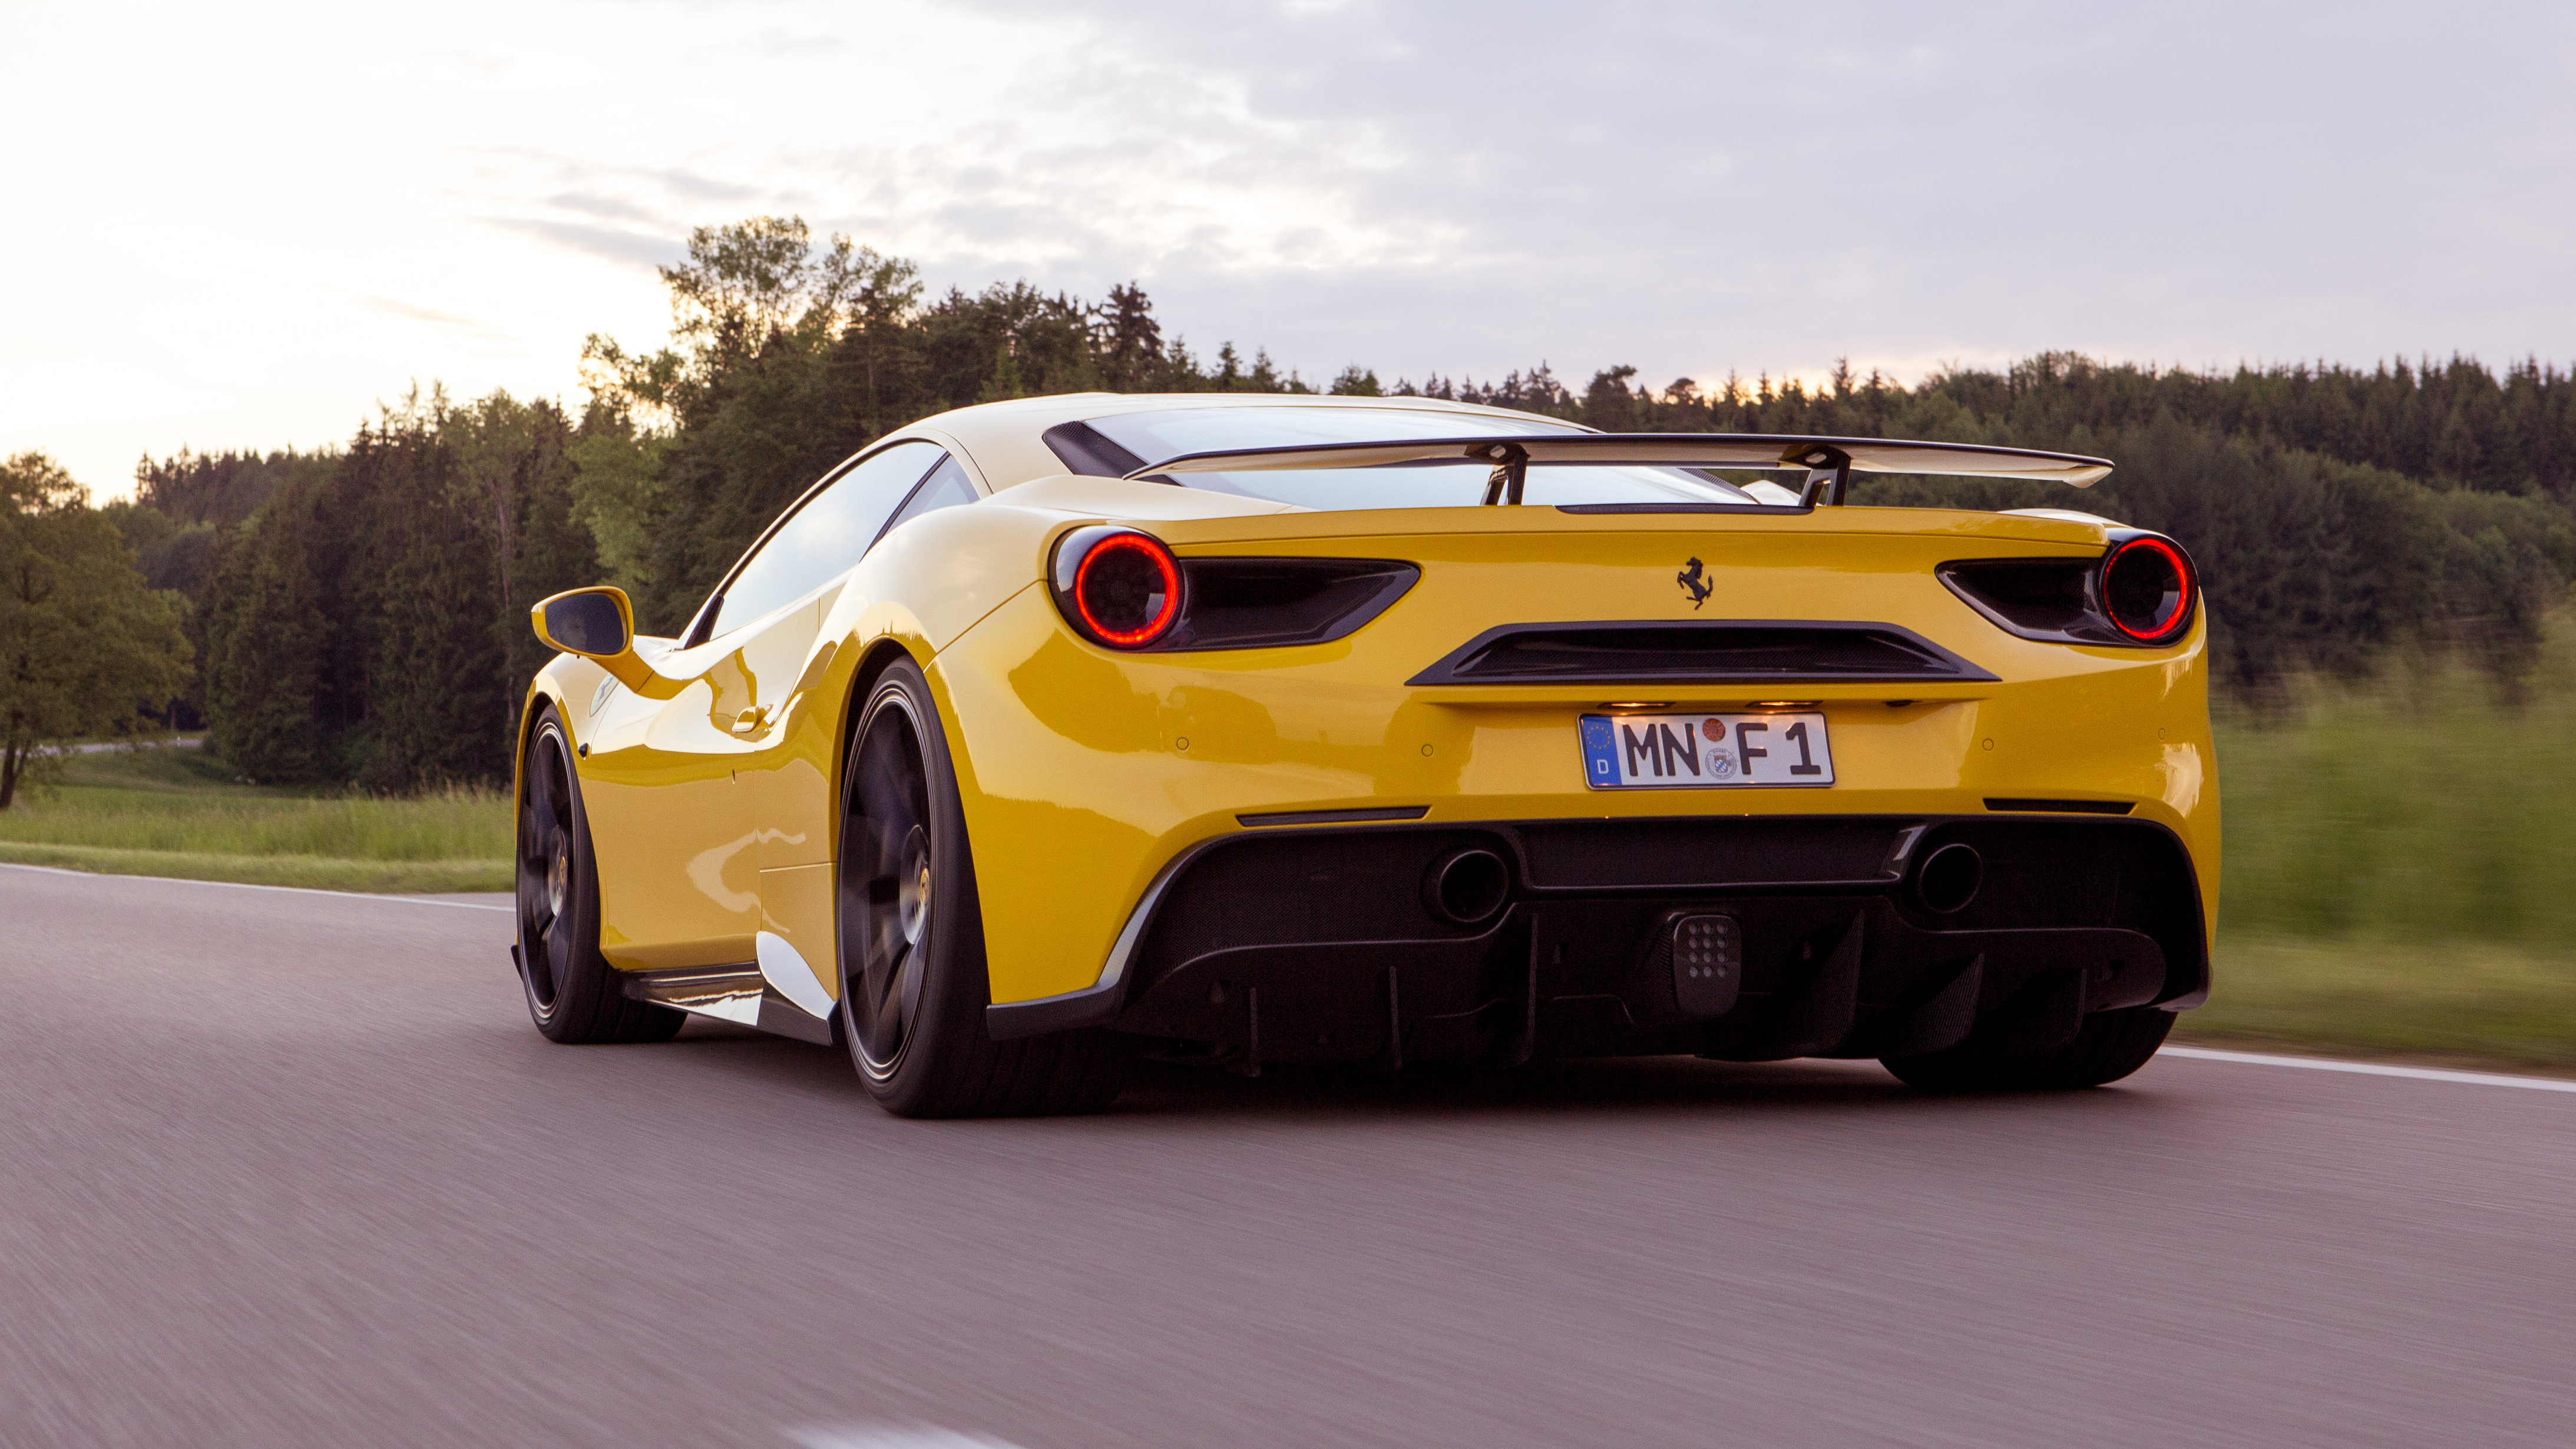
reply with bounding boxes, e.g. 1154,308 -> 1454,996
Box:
867,924 -> 905,1010
527,752 -> 558,828
855,865 -> 919,1058
518,796 -> 548,869
891,940 -> 925,1040
545,914 -> 573,976
865,939 -> 900,1027
857,732 -> 908,813
518,822 -> 560,918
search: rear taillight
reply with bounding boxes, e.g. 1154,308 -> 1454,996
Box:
1049,528 -> 1419,653
1939,529 -> 2198,649
1054,528 -> 1181,648
2099,535 -> 2194,644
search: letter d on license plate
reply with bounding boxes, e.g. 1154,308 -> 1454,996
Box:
1579,712 -> 1834,789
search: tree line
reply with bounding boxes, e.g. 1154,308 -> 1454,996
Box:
15,214 -> 2573,796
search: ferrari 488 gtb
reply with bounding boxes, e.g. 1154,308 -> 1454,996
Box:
514,393 -> 2214,1116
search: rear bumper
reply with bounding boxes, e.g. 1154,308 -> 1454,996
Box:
987,813 -> 2208,1064
937,575 -> 2219,1011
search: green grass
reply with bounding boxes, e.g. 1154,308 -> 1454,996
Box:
2214,637 -> 2576,951
2180,934 -> 2576,1074
0,747 -> 510,892
2183,630 -> 2576,1073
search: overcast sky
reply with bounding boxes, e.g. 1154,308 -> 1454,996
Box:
7,0 -> 2572,495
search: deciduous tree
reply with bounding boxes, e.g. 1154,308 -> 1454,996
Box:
0,453 -> 189,808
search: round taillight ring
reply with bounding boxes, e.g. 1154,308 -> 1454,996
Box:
1062,529 -> 1181,649
2100,534 -> 2194,643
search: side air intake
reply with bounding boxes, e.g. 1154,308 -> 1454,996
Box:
1407,620 -> 1996,686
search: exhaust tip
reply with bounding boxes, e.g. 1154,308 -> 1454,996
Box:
1914,842 -> 1982,915
1424,848 -> 1511,924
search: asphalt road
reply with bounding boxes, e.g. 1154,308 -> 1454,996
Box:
4,865 -> 2572,1448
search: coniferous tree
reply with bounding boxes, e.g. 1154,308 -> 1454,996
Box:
202,473 -> 330,781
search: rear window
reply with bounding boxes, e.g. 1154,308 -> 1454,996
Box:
1077,406 -> 1802,511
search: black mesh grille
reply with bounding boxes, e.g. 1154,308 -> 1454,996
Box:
1410,620 -> 1995,685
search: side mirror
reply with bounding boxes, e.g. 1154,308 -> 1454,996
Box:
532,586 -> 653,692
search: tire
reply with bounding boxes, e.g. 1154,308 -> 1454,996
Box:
836,659 -> 1132,1117
1880,1005 -> 2174,1093
516,707 -> 686,1044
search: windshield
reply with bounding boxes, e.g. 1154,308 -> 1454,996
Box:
1080,406 -> 1800,511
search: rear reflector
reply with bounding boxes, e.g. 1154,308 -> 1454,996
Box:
1984,798 -> 2135,815
1672,914 -> 1742,1017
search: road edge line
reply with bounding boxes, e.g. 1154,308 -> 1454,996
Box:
2160,1044 -> 2576,1094
0,859 -> 513,912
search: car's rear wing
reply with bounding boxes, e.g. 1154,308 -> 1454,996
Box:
1132,432 -> 2112,506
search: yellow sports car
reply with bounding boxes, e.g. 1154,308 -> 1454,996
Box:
514,393 -> 2214,1116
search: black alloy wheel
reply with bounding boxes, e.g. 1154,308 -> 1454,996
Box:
835,659 -> 1133,1117
518,722 -> 578,1011
514,708 -> 684,1044
841,687 -> 936,1079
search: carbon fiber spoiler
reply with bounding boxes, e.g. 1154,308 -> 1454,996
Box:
1129,432 -> 2112,506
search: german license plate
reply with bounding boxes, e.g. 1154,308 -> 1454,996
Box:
1579,712 -> 1833,789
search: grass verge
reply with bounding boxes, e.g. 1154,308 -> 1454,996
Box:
2215,644 -> 2576,952
2178,933 -> 2576,1074
2184,620 -> 2576,1074
0,841 -> 509,894
0,746 -> 510,893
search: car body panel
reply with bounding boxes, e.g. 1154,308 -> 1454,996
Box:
574,657 -> 759,970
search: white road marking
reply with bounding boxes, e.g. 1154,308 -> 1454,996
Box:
0,860 -> 513,911
789,1429 -> 1027,1449
2161,1044 -> 2576,1094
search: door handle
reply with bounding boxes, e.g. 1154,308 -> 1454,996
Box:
730,706 -> 771,735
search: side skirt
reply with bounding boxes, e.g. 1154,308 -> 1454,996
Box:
618,964 -> 838,1046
